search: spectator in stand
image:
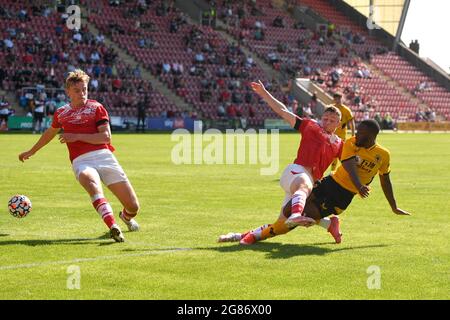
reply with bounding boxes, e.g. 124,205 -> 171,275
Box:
112,77 -> 122,92
162,62 -> 171,74
90,50 -> 101,63
220,88 -> 231,102
0,99 -> 10,127
46,98 -> 57,116
33,101 -> 45,134
273,16 -> 285,28
22,52 -> 33,66
353,33 -> 365,44
226,102 -> 237,118
362,66 -> 371,79
245,87 -> 253,104
90,77 -> 99,92
96,33 -> 105,44
133,65 -> 141,78
4,37 -> 14,50
327,23 -> 335,37
267,51 -> 280,64
136,96 -> 147,132
414,81 -> 430,94
217,104 -> 226,117
194,52 -> 205,64
172,62 -> 184,75
382,112 -> 394,129
363,111 -> 370,120
8,105 -> 15,117
232,90 -> 243,104
374,112 -> 383,127
354,90 -> 362,105
308,93 -> 319,117
254,28 -> 265,41
169,19 -> 178,33
235,104 -> 243,117
167,109 -> 175,118
409,40 -> 420,54
293,20 -> 305,29
245,55 -> 254,68
248,105 -> 255,118
355,67 -> 364,78
424,107 -> 435,122
0,67 -> 6,89
429,110 -> 436,122
330,69 -> 341,87
310,68 -> 325,85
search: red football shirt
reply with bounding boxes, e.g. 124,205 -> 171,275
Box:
293,118 -> 343,181
52,99 -> 115,162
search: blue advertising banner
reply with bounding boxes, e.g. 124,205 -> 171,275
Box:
147,117 -> 195,131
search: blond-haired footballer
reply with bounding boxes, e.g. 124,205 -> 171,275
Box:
19,69 -> 140,242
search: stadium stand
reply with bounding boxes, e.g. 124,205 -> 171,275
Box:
0,0 -> 179,120
298,0 -> 450,121
86,0 -> 291,127
0,0 -> 448,129
209,0 -> 431,122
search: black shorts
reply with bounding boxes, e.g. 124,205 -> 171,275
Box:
312,175 -> 355,218
34,113 -> 44,121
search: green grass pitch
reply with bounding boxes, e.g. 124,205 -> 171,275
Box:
0,132 -> 449,299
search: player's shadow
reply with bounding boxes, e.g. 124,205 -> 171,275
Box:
0,232 -> 116,247
204,242 -> 389,259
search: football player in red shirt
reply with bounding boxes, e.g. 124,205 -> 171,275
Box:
219,80 -> 343,245
18,69 -> 139,242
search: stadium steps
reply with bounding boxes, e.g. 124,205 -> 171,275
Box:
80,6 -> 192,113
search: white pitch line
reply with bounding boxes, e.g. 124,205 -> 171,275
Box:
0,247 -> 193,271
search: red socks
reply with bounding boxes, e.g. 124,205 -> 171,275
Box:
92,198 -> 115,229
291,190 -> 307,216
121,208 -> 137,221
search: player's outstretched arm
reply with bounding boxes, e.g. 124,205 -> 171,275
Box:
250,80 -> 298,128
379,174 -> 411,215
19,126 -> 60,162
342,158 -> 370,198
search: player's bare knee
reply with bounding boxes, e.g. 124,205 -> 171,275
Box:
290,175 -> 312,194
78,172 -> 101,193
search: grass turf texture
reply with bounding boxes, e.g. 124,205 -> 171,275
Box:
0,133 -> 449,299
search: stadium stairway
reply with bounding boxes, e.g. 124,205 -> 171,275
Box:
79,6 -> 192,114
